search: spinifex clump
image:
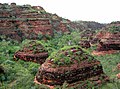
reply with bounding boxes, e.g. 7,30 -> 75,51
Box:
14,41 -> 48,64
35,46 -> 108,88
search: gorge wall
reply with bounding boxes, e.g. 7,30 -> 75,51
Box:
0,3 -> 70,41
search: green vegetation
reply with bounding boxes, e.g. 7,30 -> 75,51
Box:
48,45 -> 95,66
95,53 -> 120,89
20,40 -> 47,54
108,26 -> 120,33
0,3 -> 119,89
0,40 -> 39,89
0,29 -> 120,89
48,46 -> 77,66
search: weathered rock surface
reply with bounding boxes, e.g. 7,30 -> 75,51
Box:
97,32 -> 120,51
0,3 -> 70,41
93,22 -> 120,55
35,46 -> 108,88
14,41 -> 48,64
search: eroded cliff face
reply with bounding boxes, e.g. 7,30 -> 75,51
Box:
93,22 -> 120,55
0,19 -> 23,41
0,3 -> 70,41
97,32 -> 120,51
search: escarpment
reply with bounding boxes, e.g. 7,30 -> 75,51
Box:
0,3 -> 70,41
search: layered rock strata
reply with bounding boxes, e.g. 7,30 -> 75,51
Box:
14,41 -> 48,64
0,3 -> 70,41
93,23 -> 120,55
35,46 -> 108,88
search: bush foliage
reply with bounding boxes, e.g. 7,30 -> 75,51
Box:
0,30 -> 120,89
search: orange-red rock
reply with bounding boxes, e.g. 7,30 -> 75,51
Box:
14,41 -> 48,64
0,3 -> 71,41
35,46 -> 108,88
93,23 -> 120,55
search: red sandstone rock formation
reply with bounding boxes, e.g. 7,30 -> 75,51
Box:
93,23 -> 120,55
14,41 -> 48,64
96,32 -> 120,51
0,3 -> 71,41
35,46 -> 108,88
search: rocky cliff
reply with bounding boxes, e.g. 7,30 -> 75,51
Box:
0,3 -> 70,41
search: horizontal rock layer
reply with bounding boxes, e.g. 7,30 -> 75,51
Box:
35,46 -> 108,88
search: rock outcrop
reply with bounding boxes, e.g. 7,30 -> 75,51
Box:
35,46 -> 108,88
93,22 -> 120,55
14,41 -> 48,64
97,32 -> 120,51
0,3 -> 70,41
